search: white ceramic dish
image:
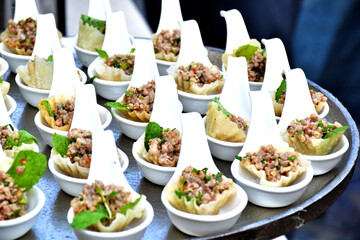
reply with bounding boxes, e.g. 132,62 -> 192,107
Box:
5,95 -> 16,116
67,200 -> 154,240
0,57 -> 9,79
0,186 -> 45,240
231,161 -> 314,208
15,68 -> 87,107
48,148 -> 129,197
206,134 -> 245,162
156,59 -> 176,76
178,90 -> 219,114
0,43 -> 30,73
249,82 -> 263,91
34,105 -> 112,147
275,101 -> 329,122
87,60 -> 130,101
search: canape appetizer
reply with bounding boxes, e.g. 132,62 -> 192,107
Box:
37,94 -> 75,131
164,166 -> 236,215
93,48 -> 135,82
77,15 -> 105,52
106,80 -> 155,122
236,144 -> 309,187
136,122 -> 181,167
222,39 -> 266,82
70,180 -> 146,232
282,113 -> 349,155
152,29 -> 181,62
206,97 -> 248,142
0,78 -> 10,99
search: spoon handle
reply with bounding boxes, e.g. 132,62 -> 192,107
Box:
156,0 -> 183,34
87,0 -> 111,20
14,0 -> 38,23
0,94 -> 15,128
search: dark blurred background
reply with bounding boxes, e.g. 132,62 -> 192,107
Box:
1,0 -> 359,239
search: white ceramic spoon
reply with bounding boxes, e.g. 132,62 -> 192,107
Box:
132,75 -> 182,185
278,69 -> 348,175
111,39 -> 159,139
205,56 -> 251,161
0,93 -> 15,128
231,91 -> 313,208
14,0 -> 38,23
67,130 -> 154,240
88,0 -> 111,21
161,112 -> 247,236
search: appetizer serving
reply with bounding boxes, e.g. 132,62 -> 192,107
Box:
222,39 -> 266,82
164,165 -> 236,215
206,97 -> 248,143
236,144 -> 309,187
152,29 -> 181,62
106,80 -> 155,122
37,94 -> 75,131
136,122 -> 181,167
93,48 -> 135,82
70,180 -> 146,232
77,15 -> 105,52
282,113 -> 349,155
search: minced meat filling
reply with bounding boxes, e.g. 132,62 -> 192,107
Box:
153,29 -> 181,56
125,80 -> 155,113
54,99 -> 75,127
66,128 -> 92,168
71,180 -> 131,226
148,129 -> 181,167
2,18 -> 37,56
179,166 -> 232,205
177,62 -> 222,87
287,113 -> 342,144
229,115 -> 248,132
0,171 -> 26,220
277,89 -> 328,106
105,54 -> 135,75
241,144 -> 301,182
247,50 -> 266,82
0,125 -> 18,150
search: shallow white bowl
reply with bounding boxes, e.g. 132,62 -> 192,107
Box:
88,60 -> 130,101
67,200 -> 154,240
0,186 -> 45,240
0,43 -> 30,73
15,68 -> 87,108
249,82 -> 263,91
34,105 -> 112,147
304,135 -> 349,176
156,59 -> 176,76
178,90 -> 220,115
231,160 -> 314,208
48,148 -> 129,196
132,139 -> 175,186
0,57 -> 9,79
161,184 -> 248,236
5,95 -> 16,116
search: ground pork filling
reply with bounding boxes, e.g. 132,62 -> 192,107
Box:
71,180 -> 132,227
53,98 -> 75,127
229,115 -> 249,132
105,54 -> 135,75
277,89 -> 328,106
66,128 -> 92,168
0,171 -> 26,220
147,129 -> 181,167
125,80 -> 155,113
242,144 -> 302,182
0,125 -> 19,150
2,18 -> 37,56
178,166 -> 233,205
153,29 -> 181,56
287,113 -> 342,144
177,62 -> 222,87
247,50 -> 266,82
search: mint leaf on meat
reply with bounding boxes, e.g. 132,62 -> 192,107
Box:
275,78 -> 286,102
235,44 -> 260,61
40,100 -> 54,118
95,48 -> 109,59
52,133 -> 71,157
70,203 -> 108,229
144,122 -> 163,151
118,194 -> 143,215
323,126 -> 349,139
105,102 -> 131,112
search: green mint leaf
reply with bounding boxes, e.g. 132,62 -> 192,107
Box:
106,191 -> 119,201
144,122 -> 163,151
124,90 -> 133,96
70,204 -> 108,229
95,48 -> 109,59
323,126 -> 349,139
212,97 -> 232,117
17,130 -> 38,145
88,75 -> 99,84
130,48 -> 135,53
235,44 -> 260,61
275,78 -> 286,102
174,190 -> 192,202
6,150 -> 47,191
52,133 -> 71,157
105,102 -> 131,112
118,194 -> 143,215
0,76 -> 3,83
81,14 -> 106,33
46,55 -> 53,62
41,100 -> 54,118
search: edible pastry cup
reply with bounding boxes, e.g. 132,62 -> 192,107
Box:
15,68 -> 87,107
0,57 -> 9,79
5,95 -> 17,116
0,42 -> 30,73
0,186 -> 45,240
34,105 -> 112,147
48,148 -> 129,196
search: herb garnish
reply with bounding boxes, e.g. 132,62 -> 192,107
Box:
235,44 -> 260,61
323,126 -> 349,139
40,100 -> 54,117
81,14 -> 106,33
88,75 -> 99,84
212,97 -> 232,117
52,133 -> 72,157
275,78 -> 286,102
95,48 -> 109,59
144,122 -> 164,151
105,102 -> 132,112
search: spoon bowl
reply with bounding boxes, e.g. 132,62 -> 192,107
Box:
0,43 -> 30,73
0,57 -> 9,79
5,95 -> 17,116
